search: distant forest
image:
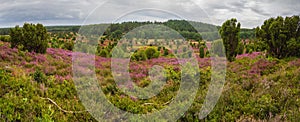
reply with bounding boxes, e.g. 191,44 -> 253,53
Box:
0,20 -> 255,41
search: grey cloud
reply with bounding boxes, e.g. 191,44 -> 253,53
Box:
0,0 -> 101,27
196,0 -> 299,27
0,0 -> 299,28
249,8 -> 270,16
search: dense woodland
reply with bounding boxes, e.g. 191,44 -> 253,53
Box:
0,16 -> 300,121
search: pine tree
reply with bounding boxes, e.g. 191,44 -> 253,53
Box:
219,18 -> 241,62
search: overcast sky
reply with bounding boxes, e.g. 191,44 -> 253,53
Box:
0,0 -> 299,28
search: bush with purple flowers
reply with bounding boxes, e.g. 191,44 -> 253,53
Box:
1,39 -> 300,121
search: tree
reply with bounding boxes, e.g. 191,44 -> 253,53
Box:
199,45 -> 205,58
10,26 -> 23,48
10,23 -> 49,53
256,16 -> 300,58
219,18 -> 241,62
163,48 -> 169,56
111,30 -> 122,41
199,41 -> 206,58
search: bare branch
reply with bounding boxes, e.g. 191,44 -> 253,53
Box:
40,97 -> 88,114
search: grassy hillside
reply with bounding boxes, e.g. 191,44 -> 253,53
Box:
0,41 -> 299,121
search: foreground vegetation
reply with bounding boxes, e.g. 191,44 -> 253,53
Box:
0,41 -> 299,121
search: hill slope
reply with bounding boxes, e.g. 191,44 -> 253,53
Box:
0,41 -> 299,121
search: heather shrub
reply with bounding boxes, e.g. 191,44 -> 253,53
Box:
1,40 -> 300,121
17,49 -> 26,57
0,68 -> 96,121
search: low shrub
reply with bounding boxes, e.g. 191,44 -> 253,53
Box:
32,69 -> 47,84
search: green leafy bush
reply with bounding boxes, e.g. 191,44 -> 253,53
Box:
236,41 -> 244,55
63,41 -> 74,51
10,23 -> 49,54
99,49 -> 109,58
33,69 -> 47,84
131,50 -> 147,61
145,47 -> 159,59
0,35 -> 10,42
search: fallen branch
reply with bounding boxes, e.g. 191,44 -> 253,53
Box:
163,98 -> 174,105
143,103 -> 154,105
40,97 -> 88,114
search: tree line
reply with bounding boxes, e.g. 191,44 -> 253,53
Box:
0,20 -> 255,42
